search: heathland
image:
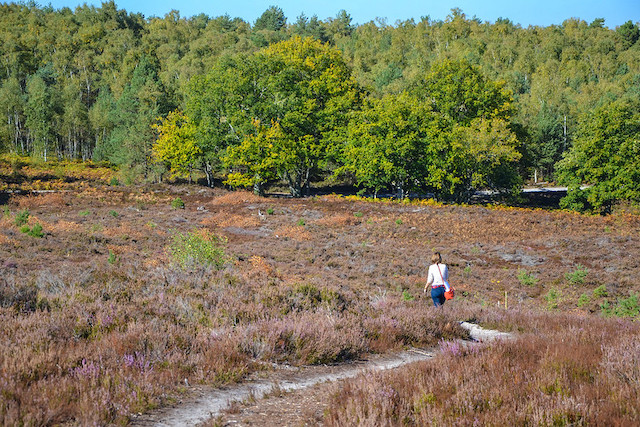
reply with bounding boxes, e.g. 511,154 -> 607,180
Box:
1,160 -> 639,425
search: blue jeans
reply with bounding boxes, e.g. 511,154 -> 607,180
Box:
431,286 -> 446,307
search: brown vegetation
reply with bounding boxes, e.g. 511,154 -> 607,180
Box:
1,183 -> 639,424
325,308 -> 640,425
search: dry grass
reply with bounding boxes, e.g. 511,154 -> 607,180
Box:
1,183 -> 639,424
324,308 -> 640,426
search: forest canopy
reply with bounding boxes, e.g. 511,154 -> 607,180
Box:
0,2 -> 639,209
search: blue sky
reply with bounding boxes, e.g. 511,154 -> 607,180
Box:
45,0 -> 640,29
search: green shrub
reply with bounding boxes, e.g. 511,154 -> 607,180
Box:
463,266 -> 472,276
577,293 -> 590,307
266,207 -> 274,215
614,294 -> 640,318
395,218 -> 403,225
297,218 -> 305,226
79,210 -> 91,217
402,289 -> 415,301
517,269 -> 539,286
107,250 -> 117,265
21,223 -> 44,238
171,197 -> 185,209
354,211 -> 363,218
593,285 -> 608,298
600,294 -> 640,319
565,265 -> 588,285
108,210 -> 119,218
109,176 -> 120,186
15,209 -> 29,226
545,287 -> 562,309
600,300 -> 612,317
169,229 -> 227,269
28,223 -> 43,238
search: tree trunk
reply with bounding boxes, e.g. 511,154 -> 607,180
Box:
253,174 -> 265,197
203,162 -> 213,188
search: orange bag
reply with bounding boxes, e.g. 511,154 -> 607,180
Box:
436,263 -> 454,300
444,287 -> 455,300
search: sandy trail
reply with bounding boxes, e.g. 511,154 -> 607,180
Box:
131,323 -> 511,426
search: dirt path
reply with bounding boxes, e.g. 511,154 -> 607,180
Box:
131,323 -> 511,426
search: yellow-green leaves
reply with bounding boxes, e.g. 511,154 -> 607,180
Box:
152,110 -> 201,179
215,37 -> 362,196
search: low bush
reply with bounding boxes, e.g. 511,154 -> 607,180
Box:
169,229 -> 227,269
0,280 -> 38,312
15,209 -> 29,226
20,222 -> 44,238
171,197 -> 185,209
593,284 -> 608,298
517,269 -> 538,286
565,264 -> 588,285
545,287 -> 562,309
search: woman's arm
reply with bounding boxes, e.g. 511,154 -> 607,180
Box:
443,265 -> 450,291
424,266 -> 433,293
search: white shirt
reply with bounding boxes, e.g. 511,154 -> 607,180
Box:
427,263 -> 449,290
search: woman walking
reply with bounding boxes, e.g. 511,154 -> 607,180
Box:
424,252 -> 450,307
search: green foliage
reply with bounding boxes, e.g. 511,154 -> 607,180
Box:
296,218 -> 306,226
616,21 -> 640,48
402,289 -> 415,301
79,210 -> 91,217
253,6 -> 286,32
565,265 -> 589,285
195,36 -> 363,197
171,197 -> 185,209
419,59 -> 514,125
395,219 -> 403,225
109,177 -> 120,186
169,229 -> 227,270
353,211 -> 363,218
97,56 -> 169,173
601,294 -> 640,319
338,92 -> 445,197
152,111 -> 201,181
0,3 -> 637,208
108,210 -> 119,218
15,209 -> 29,226
545,287 -> 562,309
577,293 -> 590,307
593,285 -> 608,298
266,208 -> 275,215
557,97 -> 640,213
107,250 -> 117,265
614,294 -> 640,318
517,269 -> 539,286
339,60 -> 521,202
21,223 -> 44,238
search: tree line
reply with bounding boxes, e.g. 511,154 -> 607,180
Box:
0,2 -> 638,210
